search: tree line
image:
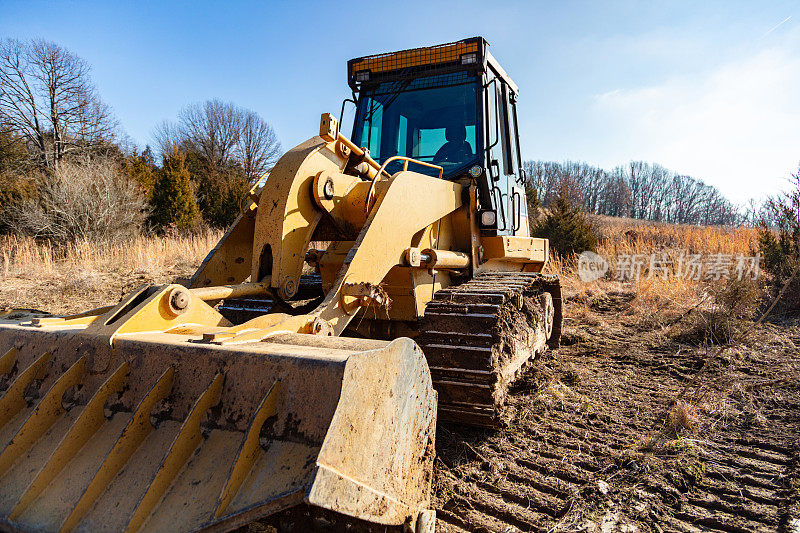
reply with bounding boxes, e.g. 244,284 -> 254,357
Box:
2,37 -> 758,246
0,38 -> 281,242
524,160 -> 743,226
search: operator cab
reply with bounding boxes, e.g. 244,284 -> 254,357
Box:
347,37 -> 527,236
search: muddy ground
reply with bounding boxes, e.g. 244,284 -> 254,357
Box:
2,272 -> 799,532
434,291 -> 800,533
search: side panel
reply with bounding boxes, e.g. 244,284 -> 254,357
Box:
307,338 -> 436,526
251,137 -> 346,300
189,213 -> 256,288
481,68 -> 530,237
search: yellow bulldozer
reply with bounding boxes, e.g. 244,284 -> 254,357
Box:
0,37 -> 561,532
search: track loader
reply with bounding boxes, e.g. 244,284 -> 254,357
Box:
0,37 -> 561,532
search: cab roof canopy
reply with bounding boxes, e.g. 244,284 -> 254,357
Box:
347,36 -> 519,95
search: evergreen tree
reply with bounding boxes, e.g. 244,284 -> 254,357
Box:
532,184 -> 598,257
759,168 -> 800,311
0,130 -> 30,173
198,168 -> 248,228
184,151 -> 248,228
149,149 -> 199,231
124,145 -> 157,199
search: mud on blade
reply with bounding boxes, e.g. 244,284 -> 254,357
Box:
0,285 -> 436,532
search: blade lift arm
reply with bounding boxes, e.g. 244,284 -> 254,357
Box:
206,166 -> 463,344
181,114 -> 463,344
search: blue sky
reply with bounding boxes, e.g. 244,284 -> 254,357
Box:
2,0 -> 798,203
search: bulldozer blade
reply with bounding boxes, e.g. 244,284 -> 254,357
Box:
0,309 -> 436,532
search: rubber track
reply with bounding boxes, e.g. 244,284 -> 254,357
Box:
417,272 -> 562,427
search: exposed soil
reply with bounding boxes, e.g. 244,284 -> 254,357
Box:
434,292 -> 800,533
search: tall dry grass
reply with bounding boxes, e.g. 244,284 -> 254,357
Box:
0,229 -> 223,280
0,216 -> 761,317
595,219 -> 759,257
545,219 -> 761,318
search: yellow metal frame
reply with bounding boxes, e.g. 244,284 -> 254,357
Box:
365,156 -> 443,214
0,104 -> 552,532
190,113 -> 549,340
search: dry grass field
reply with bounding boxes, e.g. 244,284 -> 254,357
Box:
550,216 -> 760,308
0,229 -> 222,314
434,220 -> 800,533
0,218 -> 759,317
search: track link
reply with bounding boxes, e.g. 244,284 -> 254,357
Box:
417,272 -> 562,427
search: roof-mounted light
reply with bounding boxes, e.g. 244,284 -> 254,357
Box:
461,53 -> 478,65
355,70 -> 370,82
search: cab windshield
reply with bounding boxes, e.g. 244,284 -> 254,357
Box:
353,72 -> 479,177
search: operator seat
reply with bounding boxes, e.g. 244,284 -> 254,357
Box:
433,125 -> 473,164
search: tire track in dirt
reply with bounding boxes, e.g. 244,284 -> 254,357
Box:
434,297 -> 800,532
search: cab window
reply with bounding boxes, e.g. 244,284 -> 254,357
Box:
353,73 -> 480,177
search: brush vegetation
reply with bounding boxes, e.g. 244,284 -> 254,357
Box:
759,169 -> 800,312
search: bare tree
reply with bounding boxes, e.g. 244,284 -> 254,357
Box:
179,99 -> 241,170
524,159 -> 743,227
0,39 -> 117,171
158,99 -> 282,181
5,155 -> 147,242
236,110 -> 281,180
152,119 -> 182,158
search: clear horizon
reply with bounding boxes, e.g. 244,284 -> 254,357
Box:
2,0 -> 797,205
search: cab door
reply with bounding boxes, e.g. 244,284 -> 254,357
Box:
484,75 -> 527,236
500,84 -> 529,236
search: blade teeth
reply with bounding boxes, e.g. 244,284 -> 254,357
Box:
0,341 -> 293,531
213,380 -> 281,519
124,373 -> 224,533
10,361 -> 131,520
60,366 -> 175,533
0,356 -> 86,478
0,346 -> 18,377
0,351 -> 52,430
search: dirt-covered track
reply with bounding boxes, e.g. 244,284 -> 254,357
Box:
434,295 -> 800,532
418,272 -> 562,427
